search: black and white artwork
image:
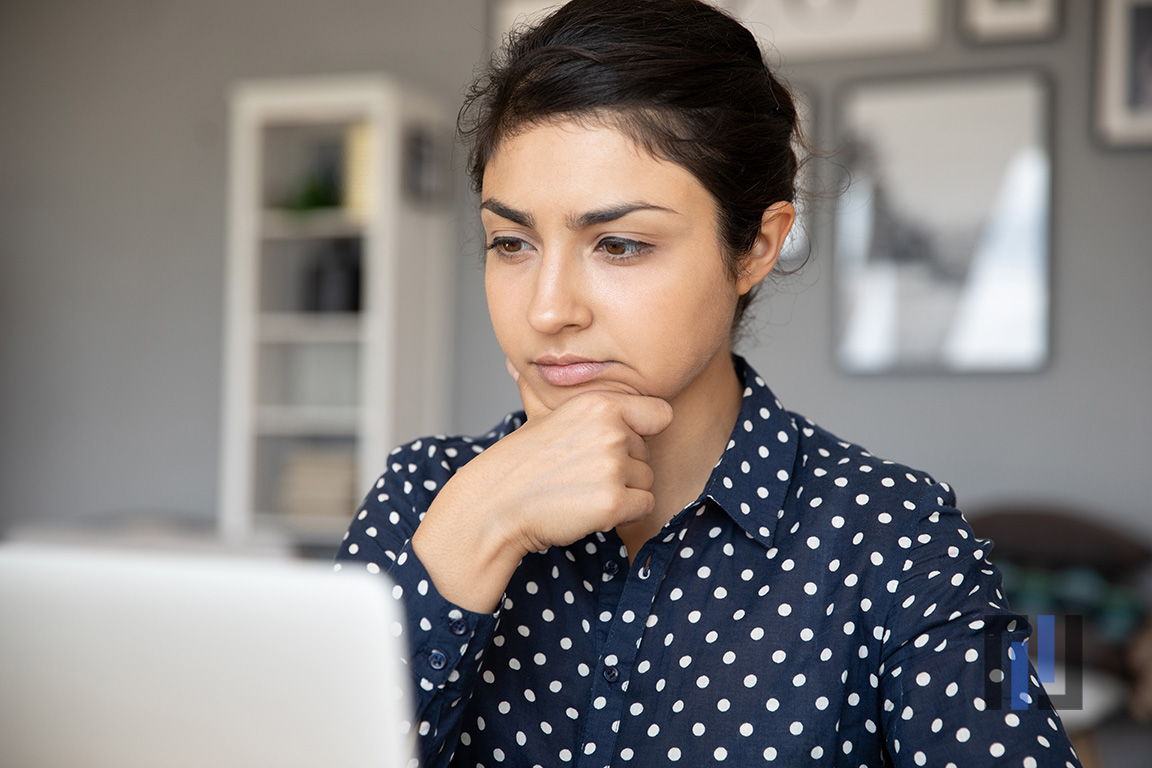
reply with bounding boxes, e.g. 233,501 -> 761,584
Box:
1097,0 -> 1152,146
960,0 -> 1061,44
734,0 -> 941,61
834,73 -> 1050,373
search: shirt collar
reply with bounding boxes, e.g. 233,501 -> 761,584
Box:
699,355 -> 800,550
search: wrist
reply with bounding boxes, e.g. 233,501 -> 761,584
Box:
411,475 -> 525,613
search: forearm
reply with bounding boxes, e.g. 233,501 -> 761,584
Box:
411,474 -> 527,614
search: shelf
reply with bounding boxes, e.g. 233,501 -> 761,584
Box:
255,405 -> 359,436
258,313 -> 362,343
221,75 -> 453,550
260,208 -> 364,240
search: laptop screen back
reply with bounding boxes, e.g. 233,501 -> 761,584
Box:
0,543 -> 414,768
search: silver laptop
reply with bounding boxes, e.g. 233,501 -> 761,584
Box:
0,543 -> 414,768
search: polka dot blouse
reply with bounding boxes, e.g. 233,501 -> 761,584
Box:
336,356 -> 1082,768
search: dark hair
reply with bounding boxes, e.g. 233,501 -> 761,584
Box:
459,0 -> 804,335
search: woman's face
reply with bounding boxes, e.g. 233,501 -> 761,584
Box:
481,120 -> 760,410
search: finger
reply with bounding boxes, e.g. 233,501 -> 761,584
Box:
513,363 -> 552,421
624,428 -> 650,464
614,488 -> 657,526
623,455 -> 655,492
617,396 -> 674,438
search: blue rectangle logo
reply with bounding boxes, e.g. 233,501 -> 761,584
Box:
985,614 -> 1082,711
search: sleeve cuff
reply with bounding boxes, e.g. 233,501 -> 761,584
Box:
386,538 -> 501,696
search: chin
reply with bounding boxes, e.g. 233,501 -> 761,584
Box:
542,377 -> 647,400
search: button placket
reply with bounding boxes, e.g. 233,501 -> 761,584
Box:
573,535 -> 676,768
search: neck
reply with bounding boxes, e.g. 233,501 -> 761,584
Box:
616,351 -> 744,560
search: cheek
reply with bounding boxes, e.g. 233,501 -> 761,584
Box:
639,265 -> 738,347
485,267 -> 532,351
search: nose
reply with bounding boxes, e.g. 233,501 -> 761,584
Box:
526,252 -> 593,335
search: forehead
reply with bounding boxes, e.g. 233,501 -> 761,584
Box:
481,119 -> 713,216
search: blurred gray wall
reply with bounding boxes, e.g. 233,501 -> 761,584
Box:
1,1 -> 1149,540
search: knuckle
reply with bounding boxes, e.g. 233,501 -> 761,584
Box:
638,463 -> 655,490
592,454 -> 628,483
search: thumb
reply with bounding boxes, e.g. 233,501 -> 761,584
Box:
507,358 -> 551,421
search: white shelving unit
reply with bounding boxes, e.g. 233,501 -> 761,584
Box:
219,74 -> 454,552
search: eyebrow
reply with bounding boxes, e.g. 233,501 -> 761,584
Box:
480,198 -> 677,230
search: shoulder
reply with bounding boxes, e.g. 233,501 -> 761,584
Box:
789,413 -> 953,512
776,412 -> 992,606
777,410 -> 965,566
721,356 -> 958,552
385,411 -> 526,474
358,411 -> 527,514
340,411 -> 527,554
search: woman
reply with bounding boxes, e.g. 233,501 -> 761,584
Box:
337,1 -> 1081,765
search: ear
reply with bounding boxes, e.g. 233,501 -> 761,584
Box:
736,201 -> 795,295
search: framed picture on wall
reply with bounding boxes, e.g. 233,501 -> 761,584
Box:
833,72 -> 1051,374
733,0 -> 941,61
1095,0 -> 1152,147
959,0 -> 1061,44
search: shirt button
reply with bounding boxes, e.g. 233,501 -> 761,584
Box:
449,618 -> 470,636
603,665 -> 619,683
603,560 -> 620,575
428,651 -> 447,670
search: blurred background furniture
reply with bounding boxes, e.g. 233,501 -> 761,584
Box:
218,75 -> 455,558
969,505 -> 1152,768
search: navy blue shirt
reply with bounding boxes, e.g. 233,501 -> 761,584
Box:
336,357 -> 1081,767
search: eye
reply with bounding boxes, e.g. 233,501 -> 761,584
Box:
598,237 -> 651,260
486,236 -> 531,256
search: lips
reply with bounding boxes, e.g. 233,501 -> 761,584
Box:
534,356 -> 612,386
